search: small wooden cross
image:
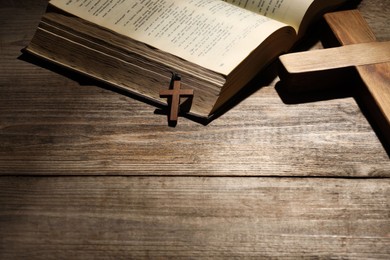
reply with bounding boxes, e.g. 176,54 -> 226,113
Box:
159,74 -> 194,124
279,10 -> 390,145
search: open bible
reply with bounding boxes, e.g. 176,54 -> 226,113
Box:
26,0 -> 349,119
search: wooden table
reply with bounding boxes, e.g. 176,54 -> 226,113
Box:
1,0 -> 389,258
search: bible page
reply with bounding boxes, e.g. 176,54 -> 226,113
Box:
223,0 -> 313,32
49,0 -> 289,75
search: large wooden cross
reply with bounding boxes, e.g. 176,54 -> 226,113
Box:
279,10 -> 390,145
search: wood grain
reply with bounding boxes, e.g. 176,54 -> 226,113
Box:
0,176 -> 389,259
0,84 -> 389,176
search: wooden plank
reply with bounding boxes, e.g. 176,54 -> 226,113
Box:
0,83 -> 389,176
0,177 -> 390,259
0,176 -> 389,259
0,0 -> 389,177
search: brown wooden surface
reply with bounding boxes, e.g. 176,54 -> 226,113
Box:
1,0 -> 389,176
0,0 -> 389,258
1,177 -> 389,259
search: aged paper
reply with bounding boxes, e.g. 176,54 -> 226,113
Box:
223,0 -> 313,32
49,0 -> 288,74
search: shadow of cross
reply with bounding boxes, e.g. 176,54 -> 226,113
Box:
160,74 -> 194,124
278,9 -> 390,146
